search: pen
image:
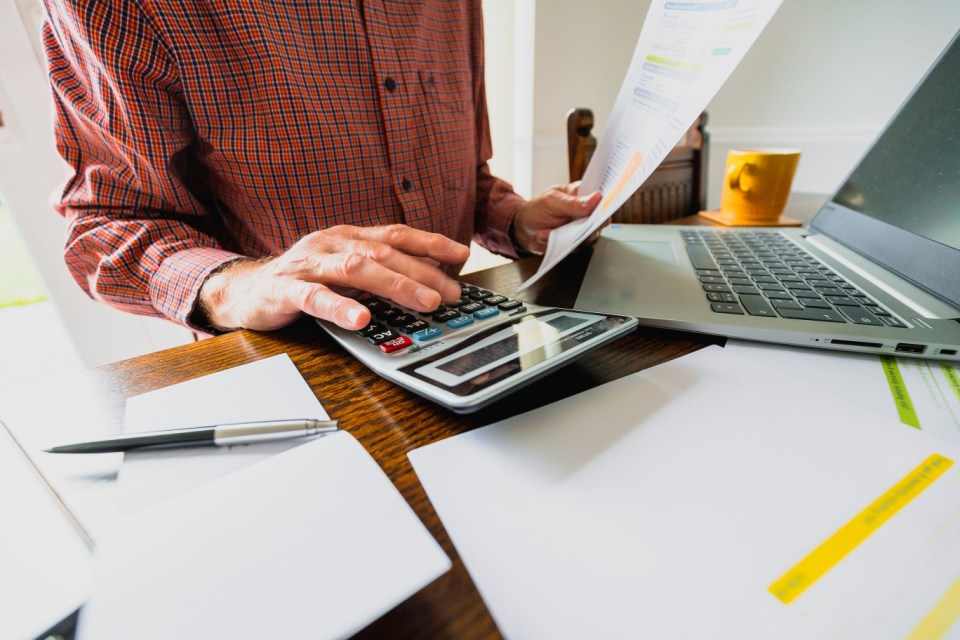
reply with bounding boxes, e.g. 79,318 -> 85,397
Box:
43,418 -> 340,454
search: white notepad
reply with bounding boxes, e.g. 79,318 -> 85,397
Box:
79,432 -> 451,640
410,346 -> 960,638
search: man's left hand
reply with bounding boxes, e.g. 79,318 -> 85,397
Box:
510,182 -> 602,255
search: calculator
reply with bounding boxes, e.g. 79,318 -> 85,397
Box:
316,283 -> 638,413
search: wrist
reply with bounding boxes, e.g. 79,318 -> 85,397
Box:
508,212 -> 534,257
194,258 -> 259,332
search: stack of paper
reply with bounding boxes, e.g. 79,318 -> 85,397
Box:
410,346 -> 960,638
80,432 -> 451,639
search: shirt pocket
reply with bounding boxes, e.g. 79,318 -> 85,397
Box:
419,69 -> 475,193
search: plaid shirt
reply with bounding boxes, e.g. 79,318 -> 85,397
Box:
43,0 -> 525,328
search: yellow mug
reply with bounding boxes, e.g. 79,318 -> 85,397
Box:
720,148 -> 800,224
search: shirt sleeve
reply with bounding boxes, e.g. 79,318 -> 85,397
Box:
43,0 -> 241,329
467,3 -> 527,259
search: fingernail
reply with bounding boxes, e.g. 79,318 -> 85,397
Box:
416,288 -> 439,308
346,307 -> 364,326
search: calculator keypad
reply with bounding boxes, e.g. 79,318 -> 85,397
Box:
356,283 -> 526,354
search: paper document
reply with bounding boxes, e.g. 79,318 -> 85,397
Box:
409,346 -> 960,638
79,432 -> 451,640
726,340 -> 960,446
518,0 -> 783,291
118,353 -> 329,513
0,423 -> 93,640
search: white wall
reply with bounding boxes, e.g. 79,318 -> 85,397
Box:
0,0 -> 192,367
526,0 -> 960,207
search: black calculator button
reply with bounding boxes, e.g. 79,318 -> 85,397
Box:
356,322 -> 387,337
367,329 -> 400,345
497,300 -> 523,310
469,290 -> 494,300
388,313 -> 416,327
460,285 -> 478,295
376,307 -> 401,322
458,302 -> 483,314
401,319 -> 431,334
433,309 -> 461,322
420,305 -> 447,317
484,295 -> 508,306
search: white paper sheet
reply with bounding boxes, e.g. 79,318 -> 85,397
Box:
78,431 -> 451,640
410,346 -> 960,638
518,0 -> 783,292
118,353 -> 329,513
0,425 -> 93,640
726,340 -> 960,446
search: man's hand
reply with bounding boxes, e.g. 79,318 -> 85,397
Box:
510,182 -> 602,255
198,225 -> 470,332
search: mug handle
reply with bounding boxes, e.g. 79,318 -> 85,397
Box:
727,161 -> 755,194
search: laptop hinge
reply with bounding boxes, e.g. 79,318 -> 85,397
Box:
805,235 -> 956,319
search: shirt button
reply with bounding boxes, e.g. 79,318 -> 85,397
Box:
384,77 -> 397,92
401,178 -> 413,192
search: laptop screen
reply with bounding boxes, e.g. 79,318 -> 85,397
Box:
811,30 -> 960,308
831,35 -> 960,252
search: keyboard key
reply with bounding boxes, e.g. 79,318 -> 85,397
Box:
776,308 -> 846,323
732,285 -> 760,295
497,299 -> 524,311
702,284 -> 732,293
686,244 -> 720,270
800,298 -> 832,309
739,294 -> 776,317
825,295 -> 857,306
771,299 -> 803,310
836,305 -> 883,326
879,315 -> 908,328
763,291 -> 794,300
699,276 -> 727,284
707,292 -> 737,303
711,302 -> 744,315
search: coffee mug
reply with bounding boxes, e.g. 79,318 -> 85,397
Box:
719,148 -> 800,224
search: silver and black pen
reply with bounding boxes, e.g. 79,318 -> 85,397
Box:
44,418 -> 339,454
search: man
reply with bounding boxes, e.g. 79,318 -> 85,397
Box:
42,1 -> 599,334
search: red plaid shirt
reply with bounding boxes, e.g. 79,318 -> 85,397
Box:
43,0 -> 524,329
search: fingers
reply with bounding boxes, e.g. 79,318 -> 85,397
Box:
202,225 -> 470,332
292,282 -> 371,330
331,224 -> 470,264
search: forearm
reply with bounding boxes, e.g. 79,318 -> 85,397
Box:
64,209 -> 241,328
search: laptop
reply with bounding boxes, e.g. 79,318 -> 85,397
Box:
574,30 -> 960,362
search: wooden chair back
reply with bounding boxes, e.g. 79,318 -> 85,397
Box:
566,108 -> 709,224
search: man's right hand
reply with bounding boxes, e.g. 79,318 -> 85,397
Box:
197,224 -> 470,332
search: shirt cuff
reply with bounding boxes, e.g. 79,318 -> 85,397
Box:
150,247 -> 244,330
476,190 -> 527,259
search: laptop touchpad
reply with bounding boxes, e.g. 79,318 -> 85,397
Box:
623,241 -> 681,266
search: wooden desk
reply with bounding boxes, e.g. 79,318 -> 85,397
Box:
1,198 -> 825,637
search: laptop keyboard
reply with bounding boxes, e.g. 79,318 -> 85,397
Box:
682,229 -> 907,327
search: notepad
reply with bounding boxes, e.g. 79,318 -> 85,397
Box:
78,431 -> 451,640
118,353 -> 329,512
409,346 -> 960,638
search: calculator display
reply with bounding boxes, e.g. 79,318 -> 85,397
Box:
402,311 -> 633,394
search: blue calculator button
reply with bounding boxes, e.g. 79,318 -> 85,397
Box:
412,326 -> 444,342
473,307 -> 500,320
446,315 -> 474,330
